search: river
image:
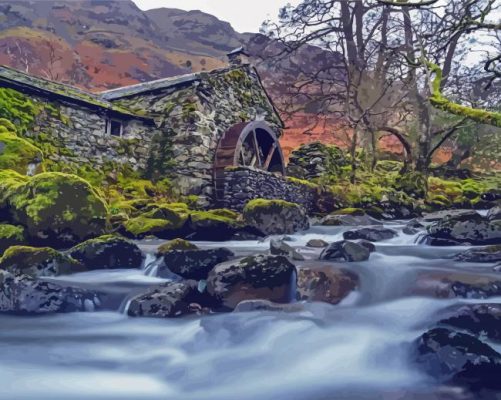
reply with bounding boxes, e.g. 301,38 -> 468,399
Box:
0,220 -> 497,400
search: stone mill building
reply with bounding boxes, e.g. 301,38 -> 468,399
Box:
0,50 -> 315,210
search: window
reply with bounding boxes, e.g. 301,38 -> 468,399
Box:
106,118 -> 123,137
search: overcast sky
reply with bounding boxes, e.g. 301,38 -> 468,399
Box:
133,0 -> 301,33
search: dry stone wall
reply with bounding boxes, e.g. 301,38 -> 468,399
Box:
223,167 -> 316,212
22,93 -> 160,170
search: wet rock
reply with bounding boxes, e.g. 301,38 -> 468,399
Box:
306,239 -> 329,248
424,211 -> 501,246
0,270 -> 100,314
353,239 -> 376,253
296,266 -> 358,304
403,219 -> 425,235
319,240 -> 370,262
157,238 -> 198,254
343,227 -> 397,242
453,245 -> 501,263
270,239 -> 305,261
0,245 -> 85,278
487,206 -> 501,221
243,199 -> 309,235
158,247 -> 234,280
414,327 -> 501,390
422,209 -> 477,222
320,211 -> 382,226
127,280 -> 210,318
68,235 -> 144,270
206,254 -> 297,309
439,303 -> 501,341
234,299 -> 305,313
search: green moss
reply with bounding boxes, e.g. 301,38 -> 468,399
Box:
287,176 -> 319,190
0,245 -> 85,277
142,205 -> 187,227
394,172 -> 427,198
243,199 -> 298,215
0,169 -> 29,212
157,238 -> 198,254
0,224 -> 25,254
123,216 -> 178,238
426,61 -> 501,127
9,172 -> 108,245
0,118 -> 17,133
189,210 -> 239,227
0,130 -> 44,174
208,208 -> 240,220
0,88 -> 40,133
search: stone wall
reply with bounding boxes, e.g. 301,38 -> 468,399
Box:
113,65 -> 283,205
222,167 -> 317,212
14,90 -> 161,171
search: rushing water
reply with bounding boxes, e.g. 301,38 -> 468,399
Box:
0,220 -> 497,400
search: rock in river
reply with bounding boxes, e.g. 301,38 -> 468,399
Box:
158,247 -> 234,280
319,240 -> 370,262
424,211 -> 501,246
343,227 -> 397,242
69,235 -> 144,270
296,266 -> 358,304
127,280 -> 211,318
0,270 -> 100,314
206,254 -> 297,309
243,199 -> 309,235
414,327 -> 501,390
453,245 -> 501,263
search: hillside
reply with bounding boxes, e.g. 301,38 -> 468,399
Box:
0,0 -> 357,157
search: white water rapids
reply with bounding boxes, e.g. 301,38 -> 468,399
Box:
0,220 -> 498,400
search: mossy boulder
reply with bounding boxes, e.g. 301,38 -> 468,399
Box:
122,213 -> 185,239
243,199 -> 309,235
0,245 -> 85,278
186,210 -> 244,240
69,235 -> 144,270
0,131 -> 44,175
0,224 -> 26,254
0,169 -> 29,219
9,172 -> 108,247
157,238 -> 198,255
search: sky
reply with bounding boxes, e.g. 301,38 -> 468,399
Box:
133,0 -> 302,33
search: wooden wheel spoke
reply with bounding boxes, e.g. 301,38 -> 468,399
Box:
263,143 -> 277,170
251,130 -> 262,168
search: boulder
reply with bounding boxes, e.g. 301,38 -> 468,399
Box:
206,254 -> 297,309
9,172 -> 107,247
453,245 -> 501,263
414,327 -> 501,390
122,206 -> 187,239
158,247 -> 234,280
270,239 -> 305,261
424,211 -> 501,246
0,270 -> 100,314
234,299 -> 305,313
320,210 -> 382,226
403,219 -> 424,235
0,224 -> 25,254
439,304 -> 501,341
0,130 -> 43,175
0,169 -> 28,220
157,238 -> 198,254
296,266 -> 358,304
306,239 -> 329,248
343,227 -> 397,242
319,240 -> 370,262
0,246 -> 85,278
422,209 -> 477,222
353,239 -> 376,253
487,206 -> 501,221
69,235 -> 144,270
243,199 -> 309,235
186,211 -> 245,241
127,280 -> 210,318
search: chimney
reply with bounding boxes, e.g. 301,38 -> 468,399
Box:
227,46 -> 250,67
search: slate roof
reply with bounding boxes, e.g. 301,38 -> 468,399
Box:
100,66 -> 235,100
0,65 -> 152,120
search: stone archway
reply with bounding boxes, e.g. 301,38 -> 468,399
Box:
214,121 -> 286,200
